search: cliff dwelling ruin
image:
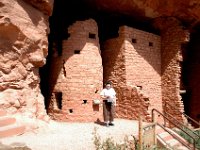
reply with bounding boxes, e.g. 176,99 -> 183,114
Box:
0,0 -> 200,126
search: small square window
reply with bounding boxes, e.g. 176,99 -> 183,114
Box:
83,100 -> 87,104
149,42 -> 153,47
136,85 -> 142,90
132,38 -> 137,43
69,109 -> 73,113
89,33 -> 96,39
74,50 -> 81,54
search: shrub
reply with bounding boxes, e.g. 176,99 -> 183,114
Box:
92,127 -> 136,150
175,128 -> 200,149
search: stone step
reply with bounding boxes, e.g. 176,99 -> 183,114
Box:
0,117 -> 16,127
0,125 -> 25,138
158,131 -> 170,138
166,138 -> 180,147
175,145 -> 190,150
162,134 -> 173,141
0,110 -> 26,139
0,110 -> 7,117
156,126 -> 191,149
156,126 -> 164,134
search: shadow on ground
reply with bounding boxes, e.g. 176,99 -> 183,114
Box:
94,118 -> 105,126
0,142 -> 31,150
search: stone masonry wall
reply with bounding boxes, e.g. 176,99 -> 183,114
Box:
154,18 -> 190,122
102,36 -> 126,87
117,86 -> 151,121
48,19 -> 103,122
102,26 -> 157,121
119,26 -> 162,113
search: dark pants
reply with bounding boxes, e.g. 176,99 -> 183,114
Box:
103,100 -> 115,122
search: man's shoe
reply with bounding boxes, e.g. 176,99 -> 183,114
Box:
109,122 -> 114,126
105,123 -> 109,127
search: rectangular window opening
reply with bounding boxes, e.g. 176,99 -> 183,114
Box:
74,50 -> 81,54
83,100 -> 87,104
62,60 -> 66,77
149,42 -> 153,47
136,85 -> 143,90
69,109 -> 73,113
89,33 -> 96,39
55,92 -> 62,110
132,38 -> 137,43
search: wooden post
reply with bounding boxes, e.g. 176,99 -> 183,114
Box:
139,116 -> 143,150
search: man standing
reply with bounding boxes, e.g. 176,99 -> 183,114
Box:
100,81 -> 116,127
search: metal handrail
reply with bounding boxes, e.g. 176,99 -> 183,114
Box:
156,122 -> 191,149
145,122 -> 187,149
165,111 -> 200,140
157,134 -> 173,150
164,101 -> 200,127
152,108 -> 197,150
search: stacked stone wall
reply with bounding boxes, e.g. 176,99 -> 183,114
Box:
119,26 -> 162,112
155,18 -> 190,122
48,19 -> 103,122
102,26 -> 161,121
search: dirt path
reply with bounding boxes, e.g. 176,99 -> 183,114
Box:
1,119 -> 139,150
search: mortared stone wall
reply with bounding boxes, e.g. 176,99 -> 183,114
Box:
48,19 -> 103,122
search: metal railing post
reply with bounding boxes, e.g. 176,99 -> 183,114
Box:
152,108 -> 198,150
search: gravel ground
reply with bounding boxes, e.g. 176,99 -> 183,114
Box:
1,119 -> 139,150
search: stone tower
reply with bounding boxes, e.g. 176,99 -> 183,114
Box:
48,19 -> 103,122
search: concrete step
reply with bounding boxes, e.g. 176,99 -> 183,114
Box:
0,110 -> 26,138
159,133 -> 173,141
175,145 -> 190,150
156,126 -> 190,150
0,110 -> 7,117
166,138 -> 180,147
0,125 -> 25,138
0,117 -> 16,127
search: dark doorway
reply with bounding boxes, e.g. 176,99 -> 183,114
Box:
181,26 -> 200,124
55,92 -> 62,109
180,43 -> 190,116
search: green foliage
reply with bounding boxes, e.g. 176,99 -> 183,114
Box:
92,127 -> 135,150
175,128 -> 200,149
92,128 -> 167,150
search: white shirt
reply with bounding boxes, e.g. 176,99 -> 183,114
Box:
100,88 -> 116,102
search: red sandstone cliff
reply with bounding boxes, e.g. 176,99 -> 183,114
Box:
0,0 -> 53,121
93,0 -> 200,27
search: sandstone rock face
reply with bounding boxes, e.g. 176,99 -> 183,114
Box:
22,0 -> 53,15
93,0 -> 200,26
0,0 -> 52,121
